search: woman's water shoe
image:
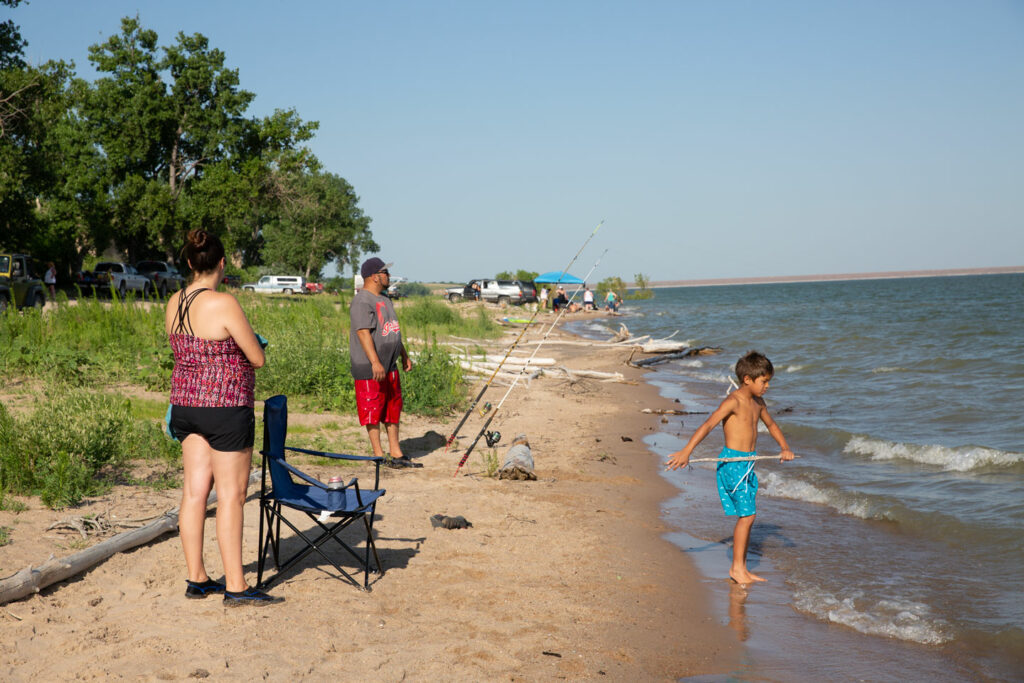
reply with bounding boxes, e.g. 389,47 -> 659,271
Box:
184,578 -> 226,599
223,586 -> 284,607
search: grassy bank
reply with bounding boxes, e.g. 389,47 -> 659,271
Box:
0,293 -> 500,507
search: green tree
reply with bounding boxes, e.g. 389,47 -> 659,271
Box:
597,276 -> 626,299
629,272 -> 654,299
261,169 -> 376,279
0,0 -> 26,69
495,269 -> 539,282
82,16 -> 173,261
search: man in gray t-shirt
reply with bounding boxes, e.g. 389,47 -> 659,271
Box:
349,257 -> 419,468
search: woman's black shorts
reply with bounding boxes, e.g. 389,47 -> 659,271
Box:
169,405 -> 255,452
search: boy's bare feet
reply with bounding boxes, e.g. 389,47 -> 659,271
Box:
729,567 -> 767,585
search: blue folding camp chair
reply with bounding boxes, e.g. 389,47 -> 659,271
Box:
256,395 -> 385,591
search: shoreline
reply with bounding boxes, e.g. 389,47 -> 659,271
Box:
0,314 -> 739,680
640,265 -> 1022,288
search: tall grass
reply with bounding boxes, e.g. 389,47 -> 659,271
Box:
0,391 -> 180,507
0,293 -> 500,507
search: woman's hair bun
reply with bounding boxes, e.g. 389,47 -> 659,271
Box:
187,229 -> 208,250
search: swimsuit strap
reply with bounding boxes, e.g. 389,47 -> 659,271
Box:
173,288 -> 210,336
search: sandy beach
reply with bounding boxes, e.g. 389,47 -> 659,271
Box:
0,314 -> 739,681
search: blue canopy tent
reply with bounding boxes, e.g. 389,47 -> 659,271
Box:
534,271 -> 585,285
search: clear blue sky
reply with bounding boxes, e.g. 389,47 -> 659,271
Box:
14,1 -> 1024,282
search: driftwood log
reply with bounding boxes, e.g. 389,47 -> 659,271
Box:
627,346 -> 723,368
0,470 -> 261,606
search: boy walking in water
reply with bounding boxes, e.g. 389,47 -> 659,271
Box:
665,351 -> 794,584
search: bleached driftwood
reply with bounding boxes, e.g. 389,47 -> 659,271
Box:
457,362 -> 541,384
550,366 -> 627,383
609,324 -> 631,343
457,356 -> 555,367
0,470 -> 261,606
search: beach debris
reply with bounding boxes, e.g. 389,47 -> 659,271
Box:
498,434 -> 537,481
542,651 -> 562,658
609,323 -> 631,343
620,436 -> 633,442
641,408 -> 689,415
628,346 -> 723,368
0,470 -> 262,607
430,514 -> 472,530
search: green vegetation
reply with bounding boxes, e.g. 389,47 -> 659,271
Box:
1,9 -> 373,281
0,392 -> 179,508
629,272 -> 654,300
596,274 -> 654,301
495,269 -> 539,282
0,295 -> 500,508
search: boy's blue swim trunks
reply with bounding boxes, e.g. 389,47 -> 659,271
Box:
716,447 -> 758,517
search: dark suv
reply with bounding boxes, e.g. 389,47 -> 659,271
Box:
135,260 -> 187,297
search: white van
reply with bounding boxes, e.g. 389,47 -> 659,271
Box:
241,275 -> 306,294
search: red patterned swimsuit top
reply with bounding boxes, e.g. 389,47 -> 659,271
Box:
169,288 -> 255,408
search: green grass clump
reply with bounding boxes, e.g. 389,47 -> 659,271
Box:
0,392 -> 181,508
0,293 -> 496,506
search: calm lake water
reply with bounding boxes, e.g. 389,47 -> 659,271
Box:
566,273 -> 1023,682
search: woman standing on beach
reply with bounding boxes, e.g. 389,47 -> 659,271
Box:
165,229 -> 280,606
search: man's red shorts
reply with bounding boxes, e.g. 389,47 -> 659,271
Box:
355,370 -> 403,426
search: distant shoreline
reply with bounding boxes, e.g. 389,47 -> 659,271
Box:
642,266 -> 1023,289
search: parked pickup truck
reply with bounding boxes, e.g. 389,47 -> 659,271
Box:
0,253 -> 46,310
241,275 -> 306,294
135,260 -> 186,297
94,262 -> 151,298
445,279 -> 533,305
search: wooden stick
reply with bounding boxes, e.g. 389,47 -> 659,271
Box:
0,469 -> 261,606
686,455 -> 801,463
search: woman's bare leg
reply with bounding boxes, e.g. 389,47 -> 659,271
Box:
179,435 -> 215,583
210,447 -> 253,593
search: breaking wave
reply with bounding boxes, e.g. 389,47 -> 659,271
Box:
843,436 -> 1024,472
793,587 -> 951,644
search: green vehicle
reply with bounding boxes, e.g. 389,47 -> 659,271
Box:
0,254 -> 46,311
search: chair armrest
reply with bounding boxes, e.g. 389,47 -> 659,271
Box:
260,452 -> 328,489
285,446 -> 383,463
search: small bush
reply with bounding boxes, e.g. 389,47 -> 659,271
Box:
0,392 -> 178,508
403,340 -> 465,416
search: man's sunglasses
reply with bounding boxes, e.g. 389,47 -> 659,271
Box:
378,269 -> 390,276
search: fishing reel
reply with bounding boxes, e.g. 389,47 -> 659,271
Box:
484,430 -> 501,448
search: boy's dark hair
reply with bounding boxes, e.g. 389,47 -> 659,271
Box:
181,229 -> 224,274
735,351 -> 773,381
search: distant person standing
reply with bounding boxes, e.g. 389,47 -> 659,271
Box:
583,286 -> 594,311
605,290 -> 618,312
539,286 -> 549,309
350,257 -> 420,468
44,262 -> 57,300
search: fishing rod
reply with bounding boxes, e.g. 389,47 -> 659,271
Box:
453,247 -> 609,477
443,219 -> 604,452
